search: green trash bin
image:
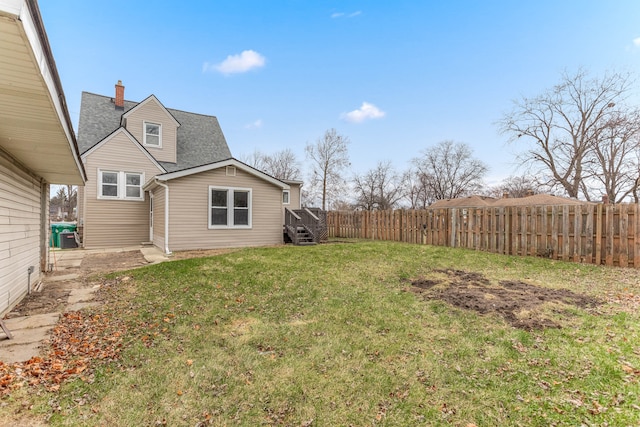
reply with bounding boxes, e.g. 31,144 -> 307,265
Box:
50,223 -> 77,248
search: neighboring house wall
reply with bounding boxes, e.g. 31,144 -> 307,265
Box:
165,168 -> 284,251
123,98 -> 178,164
81,131 -> 162,248
0,153 -> 47,314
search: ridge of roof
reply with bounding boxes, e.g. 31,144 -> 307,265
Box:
81,91 -> 222,119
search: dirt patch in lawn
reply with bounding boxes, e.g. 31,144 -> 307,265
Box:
407,269 -> 601,330
79,250 -> 149,275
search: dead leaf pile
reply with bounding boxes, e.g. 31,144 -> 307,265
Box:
1,311 -> 126,396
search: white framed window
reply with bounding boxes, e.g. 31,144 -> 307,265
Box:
98,170 -> 144,201
283,190 -> 290,205
125,173 -> 142,198
99,170 -> 119,198
208,186 -> 252,229
143,121 -> 162,147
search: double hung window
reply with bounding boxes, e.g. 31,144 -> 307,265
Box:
98,170 -> 144,200
144,122 -> 161,147
209,187 -> 251,228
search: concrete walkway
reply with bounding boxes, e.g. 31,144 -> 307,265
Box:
0,246 -> 169,364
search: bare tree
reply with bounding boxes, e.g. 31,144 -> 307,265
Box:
412,140 -> 487,200
305,128 -> 350,210
589,110 -> 640,203
263,148 -> 301,180
401,167 -> 433,209
352,161 -> 403,211
241,149 -> 268,171
499,69 -> 635,201
50,185 -> 77,220
242,149 -> 301,180
66,185 -> 76,220
485,175 -> 546,199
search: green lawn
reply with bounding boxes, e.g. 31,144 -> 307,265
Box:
9,241 -> 640,425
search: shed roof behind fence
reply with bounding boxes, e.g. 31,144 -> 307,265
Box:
430,194 -> 592,209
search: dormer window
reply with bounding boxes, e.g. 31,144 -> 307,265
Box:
144,122 -> 162,147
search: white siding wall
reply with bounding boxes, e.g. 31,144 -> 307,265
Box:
0,153 -> 44,315
124,99 -> 177,164
81,131 -> 162,248
166,168 -> 284,251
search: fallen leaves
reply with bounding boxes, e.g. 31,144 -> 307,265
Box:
0,311 -> 126,395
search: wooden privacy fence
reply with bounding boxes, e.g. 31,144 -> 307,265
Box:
327,203 -> 640,268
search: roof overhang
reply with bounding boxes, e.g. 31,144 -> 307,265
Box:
144,158 -> 290,191
0,0 -> 86,185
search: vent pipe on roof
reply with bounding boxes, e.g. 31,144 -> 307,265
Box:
115,80 -> 125,109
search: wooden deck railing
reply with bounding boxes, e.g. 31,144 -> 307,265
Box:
284,208 -> 326,244
327,203 -> 640,268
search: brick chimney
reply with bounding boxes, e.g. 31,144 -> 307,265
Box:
602,195 -> 609,204
526,189 -> 534,197
115,80 -> 124,109
502,192 -> 509,199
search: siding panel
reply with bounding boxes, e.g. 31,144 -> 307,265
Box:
166,168 -> 284,251
125,99 -> 177,163
81,131 -> 162,248
0,154 -> 43,315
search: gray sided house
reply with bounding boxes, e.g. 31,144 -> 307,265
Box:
77,82 -> 302,253
0,0 -> 86,315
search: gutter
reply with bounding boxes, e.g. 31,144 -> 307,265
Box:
155,180 -> 171,255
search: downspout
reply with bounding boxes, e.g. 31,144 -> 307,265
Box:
155,180 -> 171,255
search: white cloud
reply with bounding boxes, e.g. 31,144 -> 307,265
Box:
203,50 -> 266,75
341,102 -> 386,123
634,37 -> 640,47
245,119 -> 263,129
331,11 -> 361,18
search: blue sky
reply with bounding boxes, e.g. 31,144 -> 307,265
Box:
40,1 -> 640,185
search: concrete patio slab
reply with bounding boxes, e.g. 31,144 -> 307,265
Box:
66,301 -> 99,311
0,313 -> 60,363
51,250 -> 85,260
46,273 -> 80,282
54,259 -> 82,269
1,313 -> 60,331
1,344 -> 48,364
141,246 -> 170,264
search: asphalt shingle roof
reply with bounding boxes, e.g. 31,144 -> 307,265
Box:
77,92 -> 231,171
